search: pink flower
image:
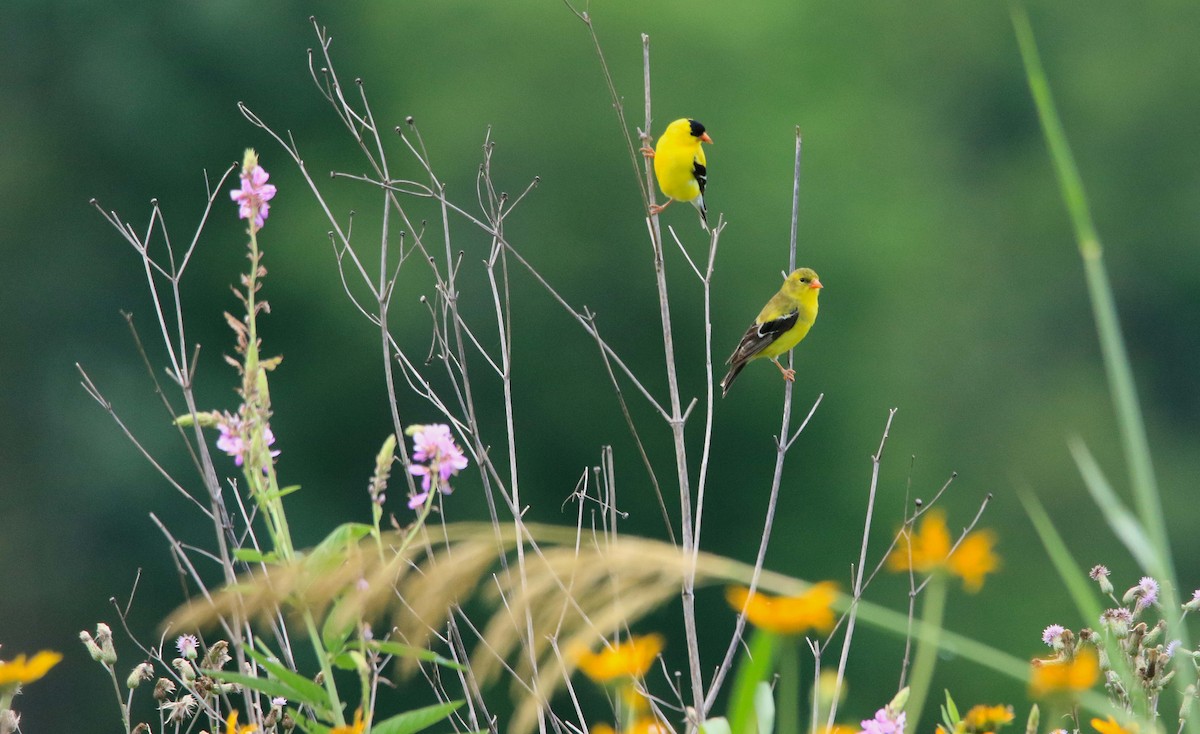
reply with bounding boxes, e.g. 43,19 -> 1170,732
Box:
860,707 -> 905,734
176,634 -> 199,659
214,407 -> 280,472
1042,624 -> 1066,648
406,424 -> 468,509
230,157 -> 277,229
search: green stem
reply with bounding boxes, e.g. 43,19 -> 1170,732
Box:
241,223 -> 293,560
778,640 -> 802,734
905,573 -> 948,734
729,629 -> 779,734
303,610 -> 345,726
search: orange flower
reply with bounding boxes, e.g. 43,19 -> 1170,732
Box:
1092,716 -> 1137,734
223,711 -> 258,734
574,634 -> 664,684
725,583 -> 838,635
591,718 -> 669,734
964,704 -> 1014,732
1029,649 -> 1099,697
886,509 -> 999,593
330,708 -> 366,734
0,650 -> 62,690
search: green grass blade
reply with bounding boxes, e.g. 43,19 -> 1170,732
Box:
1009,1 -> 1171,588
1066,440 -> 1157,572
1018,487 -> 1105,623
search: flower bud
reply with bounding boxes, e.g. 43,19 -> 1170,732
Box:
80,631 -> 104,662
95,623 -> 118,665
127,662 -> 154,689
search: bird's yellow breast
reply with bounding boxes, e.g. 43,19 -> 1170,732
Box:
654,136 -> 704,202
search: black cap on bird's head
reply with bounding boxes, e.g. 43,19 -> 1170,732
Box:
688,119 -> 714,144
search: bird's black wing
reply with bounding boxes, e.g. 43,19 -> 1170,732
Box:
720,309 -> 799,396
693,159 -> 707,195
725,309 -> 799,366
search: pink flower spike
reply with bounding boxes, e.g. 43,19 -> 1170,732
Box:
410,463 -> 433,491
405,423 -> 468,509
230,149 -> 277,229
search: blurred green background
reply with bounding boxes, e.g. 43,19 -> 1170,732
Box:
3,1 -> 1199,731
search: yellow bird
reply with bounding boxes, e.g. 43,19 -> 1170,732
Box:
720,268 -> 823,397
642,118 -> 712,228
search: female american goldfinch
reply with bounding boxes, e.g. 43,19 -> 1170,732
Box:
720,268 -> 823,397
642,118 -> 712,228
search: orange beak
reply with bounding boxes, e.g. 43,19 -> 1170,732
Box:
811,278 -> 823,289
700,132 -> 714,144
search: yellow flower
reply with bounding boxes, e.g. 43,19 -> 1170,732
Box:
1029,649 -> 1099,697
1092,716 -> 1137,734
330,708 -> 366,734
574,634 -> 664,684
223,710 -> 258,734
964,704 -> 1014,732
0,650 -> 62,690
948,531 -> 1000,593
825,726 -> 859,734
886,510 -> 1000,593
724,582 -> 839,635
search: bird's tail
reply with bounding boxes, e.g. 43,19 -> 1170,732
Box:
694,196 -> 709,231
719,362 -> 745,398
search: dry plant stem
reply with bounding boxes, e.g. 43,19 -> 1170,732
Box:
705,128 -> 810,714
826,408 -> 897,729
476,142 -> 548,729
88,184 -> 242,590
584,310 -> 677,546
808,639 -> 823,734
632,33 -> 706,717
562,2 -> 651,202
704,394 -> 823,713
686,222 -> 724,565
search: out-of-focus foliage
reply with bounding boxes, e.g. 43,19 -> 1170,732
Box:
2,1 -> 1198,731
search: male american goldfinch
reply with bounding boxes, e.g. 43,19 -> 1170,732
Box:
641,118 -> 712,228
720,268 -> 823,397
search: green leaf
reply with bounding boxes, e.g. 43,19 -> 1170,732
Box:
312,522 -> 373,554
204,668 -> 330,719
728,628 -> 778,734
754,681 -> 775,734
305,522 -> 373,574
368,641 -> 465,671
241,646 -> 332,713
289,712 -> 331,734
331,652 -> 359,671
700,718 -> 734,734
371,700 -> 463,734
940,689 -> 961,734
233,548 -> 278,563
321,597 -> 355,656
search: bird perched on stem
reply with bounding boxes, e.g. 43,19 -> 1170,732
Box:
641,118 -> 712,229
720,268 -> 823,397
